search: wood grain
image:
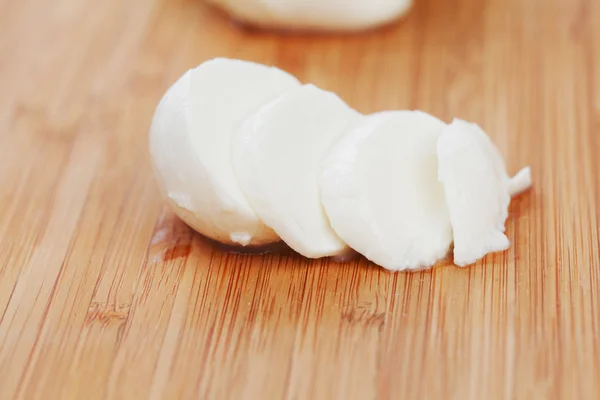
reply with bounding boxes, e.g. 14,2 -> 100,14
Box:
1,0 -> 599,398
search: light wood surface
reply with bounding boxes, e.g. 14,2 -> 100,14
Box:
1,0 -> 599,398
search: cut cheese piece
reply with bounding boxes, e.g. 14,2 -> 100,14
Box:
232,84 -> 361,258
437,118 -> 513,266
149,58 -> 301,246
320,111 -> 452,271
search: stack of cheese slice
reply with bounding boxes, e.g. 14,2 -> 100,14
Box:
150,58 -> 532,271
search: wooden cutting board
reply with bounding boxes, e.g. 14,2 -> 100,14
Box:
1,0 -> 598,398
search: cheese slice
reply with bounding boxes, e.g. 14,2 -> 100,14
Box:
320,111 -> 452,271
437,119 -> 514,266
232,84 -> 361,258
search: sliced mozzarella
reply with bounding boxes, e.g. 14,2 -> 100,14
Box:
508,166 -> 532,197
232,84 -> 361,258
149,58 -> 301,246
437,119 -> 514,266
320,111 -> 453,271
208,0 -> 413,32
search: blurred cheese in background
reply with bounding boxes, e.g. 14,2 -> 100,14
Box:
207,0 -> 413,32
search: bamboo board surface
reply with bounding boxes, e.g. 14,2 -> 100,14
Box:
1,0 -> 599,398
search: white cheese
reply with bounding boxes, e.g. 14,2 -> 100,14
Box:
437,119 -> 515,266
320,111 -> 453,271
207,0 -> 413,32
150,58 -> 533,270
149,58 -> 301,246
232,84 -> 361,258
